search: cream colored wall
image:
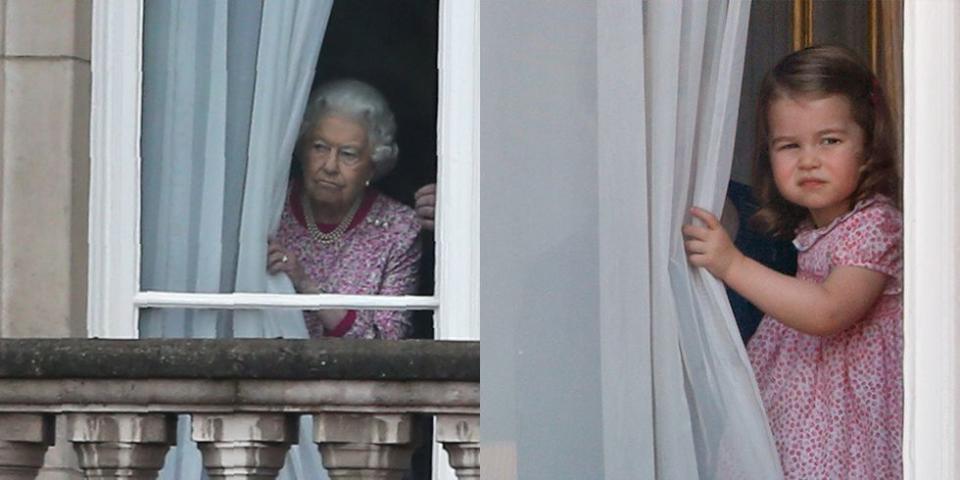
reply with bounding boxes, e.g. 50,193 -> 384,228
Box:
0,0 -> 90,339
1,2 -> 90,476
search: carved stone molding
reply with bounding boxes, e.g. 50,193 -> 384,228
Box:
0,413 -> 55,480
436,414 -> 479,480
314,413 -> 415,479
192,413 -> 298,479
66,413 -> 175,479
0,339 -> 480,479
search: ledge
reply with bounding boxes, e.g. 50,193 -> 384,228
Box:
0,339 -> 479,382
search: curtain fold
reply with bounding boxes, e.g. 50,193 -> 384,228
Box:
230,0 -> 332,339
140,0 -> 239,339
599,1 -> 783,478
140,0 -> 333,478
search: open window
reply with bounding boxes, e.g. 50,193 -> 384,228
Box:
88,0 -> 479,342
89,2 -> 478,479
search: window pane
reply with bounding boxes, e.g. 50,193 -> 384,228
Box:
139,0 -> 439,303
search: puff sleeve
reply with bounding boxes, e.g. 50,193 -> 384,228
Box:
831,201 -> 902,294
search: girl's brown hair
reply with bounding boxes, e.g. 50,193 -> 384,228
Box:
750,45 -> 900,237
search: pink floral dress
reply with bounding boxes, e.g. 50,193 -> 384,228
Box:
746,195 -> 902,479
275,182 -> 421,339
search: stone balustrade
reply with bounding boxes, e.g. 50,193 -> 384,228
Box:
0,339 -> 479,479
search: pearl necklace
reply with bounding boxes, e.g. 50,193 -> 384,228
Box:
302,193 -> 363,245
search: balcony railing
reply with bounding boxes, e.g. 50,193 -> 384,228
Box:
0,338 -> 479,479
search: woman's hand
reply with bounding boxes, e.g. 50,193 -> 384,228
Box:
267,240 -> 350,335
682,207 -> 744,281
413,183 -> 436,230
267,240 -> 318,293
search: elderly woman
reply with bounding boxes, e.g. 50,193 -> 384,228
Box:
267,79 -> 421,339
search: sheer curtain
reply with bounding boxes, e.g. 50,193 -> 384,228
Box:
598,1 -> 782,478
140,0 -> 332,478
231,0 -> 334,339
140,0 -> 261,339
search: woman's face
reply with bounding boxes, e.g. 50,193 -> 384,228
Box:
299,114 -> 375,218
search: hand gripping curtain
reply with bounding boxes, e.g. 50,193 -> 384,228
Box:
597,1 -> 783,478
140,0 -> 332,478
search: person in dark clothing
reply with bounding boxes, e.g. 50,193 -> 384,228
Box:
724,180 -> 798,343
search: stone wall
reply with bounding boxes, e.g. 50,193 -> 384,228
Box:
0,0 -> 91,339
1,2 -> 91,476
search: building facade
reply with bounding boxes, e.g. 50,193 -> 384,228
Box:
1,1 -> 958,479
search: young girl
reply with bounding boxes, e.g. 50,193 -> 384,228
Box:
683,45 -> 902,479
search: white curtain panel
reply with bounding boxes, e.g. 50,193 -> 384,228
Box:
141,0 -> 331,338
598,1 -> 783,478
140,0 -> 332,478
140,0 -> 256,339
231,0 -> 332,339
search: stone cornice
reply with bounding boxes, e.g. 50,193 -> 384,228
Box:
0,338 -> 479,382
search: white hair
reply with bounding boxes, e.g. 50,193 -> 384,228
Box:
298,79 -> 399,179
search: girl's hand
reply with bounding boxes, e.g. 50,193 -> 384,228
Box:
682,207 -> 743,281
267,240 -> 318,293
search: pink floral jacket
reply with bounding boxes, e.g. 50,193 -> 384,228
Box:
274,183 -> 421,339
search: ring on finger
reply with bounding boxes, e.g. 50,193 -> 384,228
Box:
281,255 -> 289,263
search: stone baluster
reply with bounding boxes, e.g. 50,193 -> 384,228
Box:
436,414 -> 479,480
314,412 -> 415,479
192,413 -> 298,479
66,413 -> 175,479
0,413 -> 55,480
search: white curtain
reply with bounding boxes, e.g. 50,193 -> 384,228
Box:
140,0 -> 332,478
140,0 -> 258,339
231,0 -> 334,339
598,1 -> 782,478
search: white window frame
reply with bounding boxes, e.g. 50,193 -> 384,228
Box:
87,0 -> 479,342
90,4 -> 477,480
902,1 -> 959,479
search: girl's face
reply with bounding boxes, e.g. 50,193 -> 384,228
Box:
767,93 -> 866,227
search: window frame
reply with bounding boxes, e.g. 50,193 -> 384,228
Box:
901,1 -> 959,479
87,0 -> 480,342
